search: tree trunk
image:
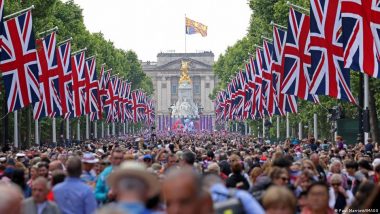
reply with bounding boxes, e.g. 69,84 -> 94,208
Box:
369,87 -> 380,143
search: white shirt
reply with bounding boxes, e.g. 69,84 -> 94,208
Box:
36,201 -> 47,214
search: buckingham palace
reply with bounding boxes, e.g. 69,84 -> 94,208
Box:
141,51 -> 217,130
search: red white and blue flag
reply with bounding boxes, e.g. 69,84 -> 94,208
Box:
253,48 -> 266,118
71,50 -> 86,117
0,10 -> 40,112
104,76 -> 118,123
84,57 -> 101,121
281,8 -> 319,103
271,26 -> 297,114
56,40 -> 73,119
310,0 -> 356,103
33,31 -> 62,119
341,0 -> 380,78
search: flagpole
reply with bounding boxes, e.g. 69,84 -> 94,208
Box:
107,124 -> 110,137
14,111 -> 18,148
286,1 -> 309,14
314,113 -> 318,140
66,117 -> 70,141
85,115 -> 89,139
112,122 -> 115,136
286,112 -> 290,138
262,117 -> 265,139
35,120 -> 39,146
94,120 -> 97,139
77,119 -> 80,142
101,122 -> 104,138
37,26 -> 58,37
364,74 -> 369,144
298,121 -> 302,139
277,116 -> 280,140
52,118 -> 56,144
4,5 -> 35,20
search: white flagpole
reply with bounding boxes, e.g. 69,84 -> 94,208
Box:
107,124 -> 110,137
298,121 -> 302,139
364,74 -> 370,144
52,118 -> 56,144
244,121 -> 248,135
277,116 -> 280,140
262,118 -> 265,138
112,122 -> 115,136
101,122 -> 104,138
35,120 -> 39,146
77,119 -> 80,141
314,113 -> 318,140
14,111 -> 18,148
85,115 -> 89,139
123,122 -> 126,135
286,112 -> 290,138
94,121 -> 97,139
66,118 -> 70,140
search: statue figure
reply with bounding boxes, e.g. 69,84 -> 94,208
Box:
179,60 -> 192,84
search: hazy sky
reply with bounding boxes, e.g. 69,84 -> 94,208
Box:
71,0 -> 251,62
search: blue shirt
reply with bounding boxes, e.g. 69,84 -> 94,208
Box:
53,177 -> 97,214
95,165 -> 113,203
210,183 -> 265,214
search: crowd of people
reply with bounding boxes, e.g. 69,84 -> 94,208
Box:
0,131 -> 380,214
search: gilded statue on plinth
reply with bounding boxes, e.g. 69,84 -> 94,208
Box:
179,60 -> 192,84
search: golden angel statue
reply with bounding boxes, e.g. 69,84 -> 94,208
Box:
179,60 -> 192,84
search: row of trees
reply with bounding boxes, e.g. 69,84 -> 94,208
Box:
211,0 -> 379,142
1,0 -> 153,148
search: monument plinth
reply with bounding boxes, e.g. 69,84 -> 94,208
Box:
171,60 -> 199,119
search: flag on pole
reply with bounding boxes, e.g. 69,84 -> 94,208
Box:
0,10 -> 40,112
57,40 -> 73,119
71,50 -> 86,117
185,17 -> 207,37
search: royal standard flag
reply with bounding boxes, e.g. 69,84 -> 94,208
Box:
186,17 -> 207,37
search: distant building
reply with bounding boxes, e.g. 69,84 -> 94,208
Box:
141,51 -> 217,130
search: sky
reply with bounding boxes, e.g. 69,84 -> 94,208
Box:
71,0 -> 251,62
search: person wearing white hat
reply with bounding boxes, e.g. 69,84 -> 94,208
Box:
105,161 -> 160,214
81,153 -> 99,187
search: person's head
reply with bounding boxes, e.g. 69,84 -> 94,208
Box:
329,160 -> 342,173
162,167 -> 213,214
229,154 -> 240,164
306,182 -> 329,213
345,160 -> 358,176
301,160 -> 317,174
37,162 -> 49,178
143,154 -> 153,167
49,160 -> 63,172
167,154 -> 178,168
358,159 -> 372,175
0,183 -> 23,214
330,173 -> 343,192
81,153 -> 99,171
30,165 -> 38,180
262,186 -> 297,214
310,153 -> 320,166
205,162 -> 220,175
32,177 -> 49,204
108,161 -> 160,203
230,161 -> 243,174
269,167 -> 289,186
110,148 -> 124,166
51,170 -> 66,187
180,151 -> 195,166
66,156 -> 82,178
250,167 -> 262,183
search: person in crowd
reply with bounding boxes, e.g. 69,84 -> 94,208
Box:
203,174 -> 265,214
27,165 -> 38,189
344,160 -> 358,191
95,148 -> 124,203
105,161 -> 161,214
262,186 -> 296,214
12,168 -> 32,198
179,151 -> 196,167
47,170 -> 66,201
23,177 -> 60,214
53,156 -> 97,214
143,154 -> 153,168
226,161 -> 250,190
310,153 -> 327,182
81,152 -> 99,187
0,182 -> 24,214
37,162 -> 49,179
301,182 -> 334,214
328,174 -> 354,213
327,160 -> 348,189
269,167 -> 289,186
162,167 -> 214,214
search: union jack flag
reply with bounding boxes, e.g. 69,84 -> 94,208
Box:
123,82 -> 133,121
246,57 -> 257,119
281,8 -> 319,103
310,0 -> 356,103
271,26 -> 297,114
131,89 -> 147,123
117,80 -> 126,123
262,40 -> 280,116
215,91 -> 226,122
33,31 -> 62,120
56,40 -> 73,119
145,98 -> 155,125
0,11 -> 40,112
84,57 -> 100,121
342,0 -> 380,78
71,50 -> 86,117
103,76 -> 118,123
253,48 -> 267,118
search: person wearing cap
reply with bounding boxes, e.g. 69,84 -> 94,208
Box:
81,153 -> 99,187
143,154 -> 153,168
53,156 -> 97,214
105,161 -> 160,214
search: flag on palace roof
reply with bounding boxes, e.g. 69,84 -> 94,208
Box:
185,17 -> 207,37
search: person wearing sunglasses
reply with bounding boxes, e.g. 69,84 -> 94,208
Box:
328,173 -> 354,213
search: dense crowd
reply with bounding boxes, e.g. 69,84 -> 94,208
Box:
0,131 -> 380,214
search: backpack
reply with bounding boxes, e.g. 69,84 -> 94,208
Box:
214,189 -> 245,214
